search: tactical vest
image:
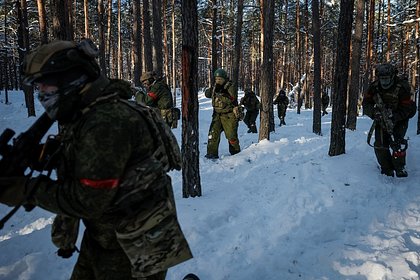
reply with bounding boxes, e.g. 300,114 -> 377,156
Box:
373,80 -> 402,111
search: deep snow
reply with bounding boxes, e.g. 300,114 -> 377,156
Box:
0,89 -> 419,280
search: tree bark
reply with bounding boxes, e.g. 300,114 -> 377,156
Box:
36,0 -> 48,44
152,0 -> 164,76
259,0 -> 275,141
312,0 -> 321,135
347,0 -> 365,130
329,0 -> 354,156
143,0 -> 154,71
181,0 -> 201,198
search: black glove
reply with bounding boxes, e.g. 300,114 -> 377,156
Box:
374,110 -> 382,122
57,246 -> 79,259
0,177 -> 39,207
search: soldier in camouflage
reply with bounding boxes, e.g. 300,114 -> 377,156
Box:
363,63 -> 417,177
140,71 -> 175,128
0,40 -> 192,279
205,68 -> 241,159
273,89 -> 289,126
240,89 -> 260,133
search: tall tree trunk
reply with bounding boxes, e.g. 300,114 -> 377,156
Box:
296,0 -> 302,114
312,0 -> 321,135
163,0 -> 169,80
52,0 -> 73,40
329,0 -> 354,156
181,0 -> 201,198
17,0 -> 35,117
363,0 -> 375,92
84,0 -> 89,38
143,0 -> 153,71
172,0 -> 177,104
36,0 -> 48,44
347,0 -> 365,130
211,0 -> 218,75
98,0 -> 107,75
152,0 -> 164,76
133,0 -> 142,86
106,0 -> 112,77
231,0 -> 244,94
117,0 -> 122,79
259,0 -> 275,141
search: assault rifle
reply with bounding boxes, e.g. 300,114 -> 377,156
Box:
368,94 -> 408,152
0,112 -> 55,229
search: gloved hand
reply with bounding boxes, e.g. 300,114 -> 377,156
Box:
0,177 -> 38,207
374,110 -> 382,122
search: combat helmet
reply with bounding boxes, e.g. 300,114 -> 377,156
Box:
214,68 -> 228,79
140,71 -> 155,83
23,39 -> 100,86
375,63 -> 396,90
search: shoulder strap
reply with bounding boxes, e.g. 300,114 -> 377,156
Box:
118,99 -> 182,171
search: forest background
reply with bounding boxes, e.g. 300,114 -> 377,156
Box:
0,0 -> 420,195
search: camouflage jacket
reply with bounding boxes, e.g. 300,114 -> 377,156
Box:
30,77 -> 192,277
205,81 -> 238,113
363,76 -> 417,122
240,93 -> 260,112
145,79 -> 174,110
274,94 -> 289,108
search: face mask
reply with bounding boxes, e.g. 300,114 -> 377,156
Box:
38,90 -> 60,120
379,76 -> 393,89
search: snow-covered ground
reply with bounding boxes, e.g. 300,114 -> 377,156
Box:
0,89 -> 419,280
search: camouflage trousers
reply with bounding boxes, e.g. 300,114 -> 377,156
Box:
207,111 -> 240,156
374,119 -> 409,171
243,110 -> 258,133
70,230 -> 167,280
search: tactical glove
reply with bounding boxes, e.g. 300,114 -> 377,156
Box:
0,176 -> 39,207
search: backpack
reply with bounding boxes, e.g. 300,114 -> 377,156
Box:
120,99 -> 182,171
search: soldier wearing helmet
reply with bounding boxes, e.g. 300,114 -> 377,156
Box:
204,68 -> 241,159
139,71 -> 175,128
0,40 -> 192,279
363,63 -> 417,177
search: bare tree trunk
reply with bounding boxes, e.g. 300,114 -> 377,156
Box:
312,0 -> 321,135
117,0 -> 122,79
296,0 -> 302,114
133,0 -> 142,86
172,0 -> 177,104
16,0 -> 35,117
347,0 -> 365,130
52,0 -> 73,40
84,0 -> 89,38
231,0 -> 244,94
143,0 -> 153,71
106,0 -> 112,77
98,0 -> 107,75
181,0 -> 201,198
329,0 -> 354,156
163,0 -> 169,80
211,0 -> 218,74
259,0 -> 275,141
36,0 -> 48,44
152,0 -> 164,76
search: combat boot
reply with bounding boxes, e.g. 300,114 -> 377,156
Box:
395,168 -> 408,177
380,168 -> 394,177
281,119 -> 286,126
